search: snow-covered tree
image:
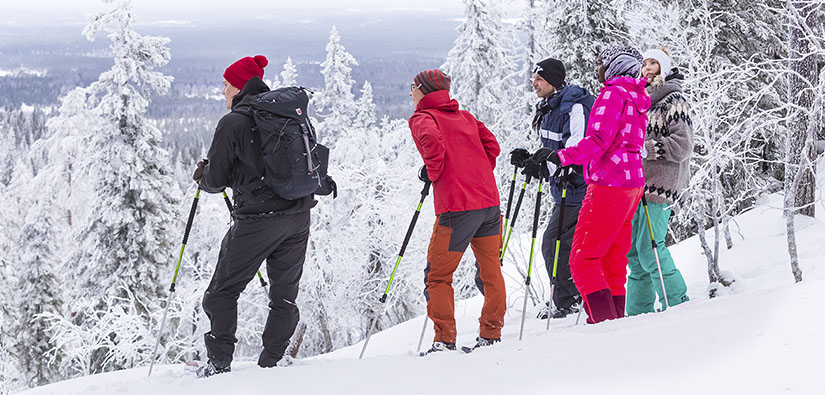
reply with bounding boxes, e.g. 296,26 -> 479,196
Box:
52,0 -> 181,373
626,0 -> 797,295
280,56 -> 298,87
14,188 -> 64,387
354,81 -> 377,130
314,26 -> 358,146
442,0 -> 519,126
299,117 -> 429,355
544,0 -> 631,94
784,0 -> 824,282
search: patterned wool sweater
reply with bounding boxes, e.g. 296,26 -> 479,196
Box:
642,72 -> 694,208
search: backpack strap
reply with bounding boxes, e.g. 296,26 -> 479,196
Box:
234,178 -> 277,207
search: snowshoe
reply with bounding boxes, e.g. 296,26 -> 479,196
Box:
419,341 -> 456,357
461,337 -> 500,353
192,360 -> 230,378
537,302 -> 580,319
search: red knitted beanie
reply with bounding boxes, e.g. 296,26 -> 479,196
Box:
414,69 -> 451,95
224,55 -> 268,90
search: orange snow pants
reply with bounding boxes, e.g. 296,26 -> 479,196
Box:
424,206 -> 506,343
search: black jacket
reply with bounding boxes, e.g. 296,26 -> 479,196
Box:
200,77 -> 316,216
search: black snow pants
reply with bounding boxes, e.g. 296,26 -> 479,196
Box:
541,203 -> 582,310
202,210 -> 310,368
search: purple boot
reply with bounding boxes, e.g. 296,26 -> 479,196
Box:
582,289 -> 618,324
613,294 -> 626,318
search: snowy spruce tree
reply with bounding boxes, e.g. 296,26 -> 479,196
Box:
354,81 -> 377,130
280,56 -> 298,87
13,190 -> 64,387
543,0 -> 631,94
442,0 -> 519,127
314,26 -> 358,146
48,0 -> 181,373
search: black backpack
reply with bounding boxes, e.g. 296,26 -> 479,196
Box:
237,86 -> 336,201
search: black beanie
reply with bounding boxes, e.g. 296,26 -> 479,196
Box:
534,58 -> 565,89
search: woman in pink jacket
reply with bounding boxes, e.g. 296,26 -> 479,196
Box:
533,46 -> 650,323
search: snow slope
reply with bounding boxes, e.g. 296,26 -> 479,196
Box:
21,161 -> 825,395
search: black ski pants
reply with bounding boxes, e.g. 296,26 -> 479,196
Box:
541,203 -> 582,310
202,210 -> 310,368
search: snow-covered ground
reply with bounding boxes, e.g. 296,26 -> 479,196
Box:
21,161 -> 825,395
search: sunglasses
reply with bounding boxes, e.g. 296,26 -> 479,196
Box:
410,83 -> 422,92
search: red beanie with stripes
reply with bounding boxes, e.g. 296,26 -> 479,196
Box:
414,69 -> 451,95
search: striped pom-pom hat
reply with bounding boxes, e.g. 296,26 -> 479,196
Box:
414,69 -> 452,95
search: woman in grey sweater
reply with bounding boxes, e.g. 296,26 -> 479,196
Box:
625,48 -> 694,316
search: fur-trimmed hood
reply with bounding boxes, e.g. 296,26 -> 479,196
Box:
647,68 -> 685,104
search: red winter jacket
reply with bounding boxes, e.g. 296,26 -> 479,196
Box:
409,90 -> 500,215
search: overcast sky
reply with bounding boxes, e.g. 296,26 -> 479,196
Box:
1,0 -> 467,25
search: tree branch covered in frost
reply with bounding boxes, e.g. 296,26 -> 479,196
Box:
41,284 -> 154,377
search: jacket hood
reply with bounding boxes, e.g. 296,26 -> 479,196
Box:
606,76 -> 651,112
232,76 -> 270,109
666,67 -> 686,82
647,74 -> 684,104
547,84 -> 590,109
416,90 -> 459,112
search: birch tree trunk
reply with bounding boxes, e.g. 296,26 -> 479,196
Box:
784,0 -> 818,282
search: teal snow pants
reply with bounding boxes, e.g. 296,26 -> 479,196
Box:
626,201 -> 688,316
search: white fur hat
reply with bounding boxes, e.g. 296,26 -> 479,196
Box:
643,49 -> 672,77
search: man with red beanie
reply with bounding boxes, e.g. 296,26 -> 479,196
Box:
409,69 -> 507,354
192,55 -> 316,376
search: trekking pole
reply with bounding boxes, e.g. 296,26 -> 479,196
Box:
359,180 -> 431,359
519,164 -> 545,341
220,190 -> 268,290
546,167 -> 569,331
416,314 -> 429,353
500,175 -> 533,264
148,187 -> 201,377
641,194 -> 670,311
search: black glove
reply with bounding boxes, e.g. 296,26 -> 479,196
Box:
418,165 -> 430,183
192,159 -> 208,182
531,147 -> 559,164
532,147 -> 561,166
520,159 -> 542,179
510,148 -> 531,167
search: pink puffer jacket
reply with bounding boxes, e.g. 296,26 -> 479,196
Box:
557,76 -> 651,188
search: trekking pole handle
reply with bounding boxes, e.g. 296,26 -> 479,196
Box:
420,180 -> 431,197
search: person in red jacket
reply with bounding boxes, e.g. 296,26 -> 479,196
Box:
409,69 -> 506,354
